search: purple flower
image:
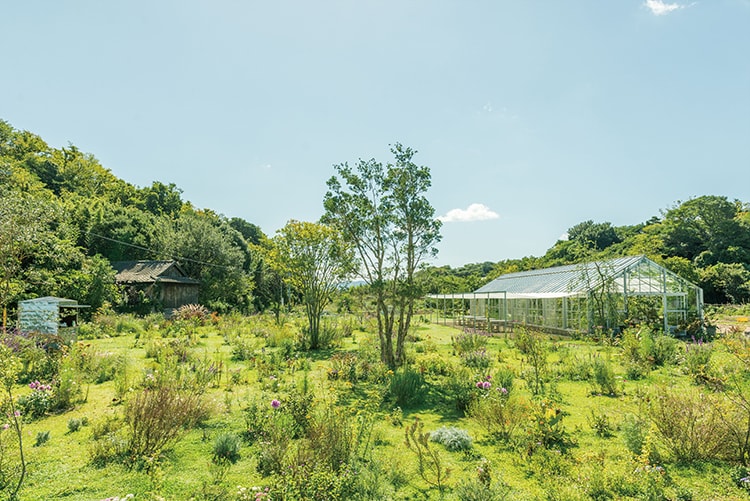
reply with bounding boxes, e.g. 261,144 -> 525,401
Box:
13,410 -> 21,417
500,387 -> 508,394
475,381 -> 484,389
482,381 -> 491,389
271,399 -> 281,409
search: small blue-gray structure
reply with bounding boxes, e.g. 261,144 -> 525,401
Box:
18,296 -> 88,341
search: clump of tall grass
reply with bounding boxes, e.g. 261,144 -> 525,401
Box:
388,366 -> 425,408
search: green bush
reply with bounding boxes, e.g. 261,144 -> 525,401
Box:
647,388 -> 734,462
469,394 -> 529,442
212,432 -> 241,464
559,354 -> 594,382
17,383 -> 52,420
34,430 -> 50,447
683,339 -> 713,385
522,399 -> 573,454
454,459 -> 512,501
493,365 -> 515,395
588,408 -> 614,438
443,369 -> 477,415
621,326 -> 678,372
590,356 -> 619,396
388,366 -> 425,408
88,413 -> 128,466
620,413 -> 648,457
67,417 -> 83,433
415,352 -> 454,377
256,412 -> 294,476
452,331 -> 489,355
461,349 -> 492,370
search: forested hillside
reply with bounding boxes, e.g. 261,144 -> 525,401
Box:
0,120 -> 266,317
2,118 -> 749,322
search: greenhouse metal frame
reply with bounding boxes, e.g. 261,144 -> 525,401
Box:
427,255 -> 703,335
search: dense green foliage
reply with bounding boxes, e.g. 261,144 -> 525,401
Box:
0,120 -> 263,316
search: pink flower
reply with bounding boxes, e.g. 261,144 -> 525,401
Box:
2,423 -> 9,430
475,381 -> 484,388
271,399 -> 281,409
482,381 -> 491,389
500,387 -> 508,394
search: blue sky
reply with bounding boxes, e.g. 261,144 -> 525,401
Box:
2,1 -> 748,267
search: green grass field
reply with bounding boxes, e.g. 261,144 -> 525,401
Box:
3,313 -> 750,500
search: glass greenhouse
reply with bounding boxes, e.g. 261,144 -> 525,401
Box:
427,255 -> 703,335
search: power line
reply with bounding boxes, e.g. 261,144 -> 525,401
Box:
86,231 -> 240,271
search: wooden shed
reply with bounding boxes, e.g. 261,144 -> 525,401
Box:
112,260 -> 200,311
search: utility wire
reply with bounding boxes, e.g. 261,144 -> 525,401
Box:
86,231 -> 241,271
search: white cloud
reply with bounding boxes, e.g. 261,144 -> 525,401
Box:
645,0 -> 683,15
438,203 -> 500,223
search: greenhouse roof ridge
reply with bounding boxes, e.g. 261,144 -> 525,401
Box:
474,255 -> 649,296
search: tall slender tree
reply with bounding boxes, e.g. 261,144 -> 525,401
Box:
324,144 -> 441,367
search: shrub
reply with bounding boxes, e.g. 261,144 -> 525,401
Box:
454,459 -> 512,501
172,303 -> 211,324
67,418 -> 83,433
588,408 -> 614,438
415,352 -> 454,377
124,383 -> 208,462
469,393 -> 529,442
683,339 -> 713,385
646,387 -> 734,462
329,352 -> 359,383
230,337 -> 258,361
430,426 -> 472,451
517,330 -> 548,396
50,361 -> 83,412
557,354 -> 594,382
88,413 -> 128,466
621,413 -> 649,456
521,399 -> 573,455
17,381 -> 52,420
256,412 -> 294,476
590,356 -> 619,396
461,349 -> 492,370
34,430 -> 50,447
452,331 -> 489,355
305,404 -> 355,472
493,366 -> 515,395
388,367 -> 425,408
276,454 -> 357,501
621,326 -> 678,372
443,369 -> 477,415
212,432 -> 241,464
284,385 -> 314,439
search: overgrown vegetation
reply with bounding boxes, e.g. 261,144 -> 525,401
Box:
0,310 -> 748,499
